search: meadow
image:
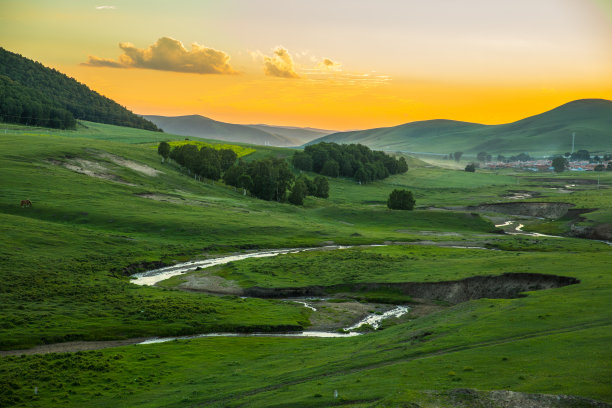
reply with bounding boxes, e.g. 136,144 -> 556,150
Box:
0,122 -> 610,407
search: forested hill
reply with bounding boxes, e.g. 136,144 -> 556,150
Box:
0,47 -> 160,131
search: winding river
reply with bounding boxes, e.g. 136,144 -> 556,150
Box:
131,246 -> 353,286
137,304 -> 410,344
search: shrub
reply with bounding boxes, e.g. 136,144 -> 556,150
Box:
387,189 -> 415,210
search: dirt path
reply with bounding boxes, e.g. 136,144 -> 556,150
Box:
0,338 -> 147,356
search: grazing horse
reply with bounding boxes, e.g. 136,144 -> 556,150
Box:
20,200 -> 32,208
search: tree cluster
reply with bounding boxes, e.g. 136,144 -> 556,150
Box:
223,158 -> 329,204
464,163 -> 476,172
0,75 -> 76,129
551,157 -> 568,173
387,189 -> 415,210
476,151 -> 492,162
0,47 -> 161,131
293,142 -> 408,183
447,151 -> 463,162
168,143 -> 238,181
496,153 -> 532,163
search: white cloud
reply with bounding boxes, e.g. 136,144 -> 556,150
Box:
263,46 -> 299,78
83,37 -> 237,75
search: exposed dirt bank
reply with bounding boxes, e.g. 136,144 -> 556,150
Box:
531,177 -> 601,185
48,158 -> 136,186
244,273 -> 579,304
0,338 -> 147,356
414,388 -> 611,408
569,223 -> 612,241
468,202 -> 574,219
97,152 -> 162,176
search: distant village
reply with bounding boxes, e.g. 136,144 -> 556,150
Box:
444,150 -> 612,172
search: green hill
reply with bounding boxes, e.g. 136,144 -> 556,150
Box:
308,99 -> 612,156
247,123 -> 334,145
144,114 -> 331,147
0,47 -> 160,131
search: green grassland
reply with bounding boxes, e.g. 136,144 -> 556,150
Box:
2,238 -> 610,406
1,121 -> 611,407
182,240 -> 610,289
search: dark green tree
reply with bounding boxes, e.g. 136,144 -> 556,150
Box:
397,157 -> 408,173
465,163 -> 476,172
157,141 -> 171,163
313,176 -> 329,198
321,159 -> 340,177
454,151 -> 463,162
297,176 -> 316,196
288,179 -> 308,205
354,166 -> 368,184
552,157 -> 568,173
387,189 -> 415,210
219,149 -> 238,172
292,151 -> 313,172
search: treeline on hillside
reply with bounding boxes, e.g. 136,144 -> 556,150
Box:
223,158 -> 328,204
0,75 -> 76,129
0,47 -> 160,131
293,142 -> 408,183
159,142 -> 328,205
167,143 -> 238,180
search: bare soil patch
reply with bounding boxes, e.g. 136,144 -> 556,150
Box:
420,388 -> 611,408
48,158 -> 135,186
468,202 -> 574,219
97,152 -> 162,176
0,338 -> 146,356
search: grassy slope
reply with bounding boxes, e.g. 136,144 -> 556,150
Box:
2,238 -> 610,407
0,126 -> 495,350
310,99 -> 612,156
1,122 -> 611,407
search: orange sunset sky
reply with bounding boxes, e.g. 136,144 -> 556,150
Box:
2,0 -> 612,130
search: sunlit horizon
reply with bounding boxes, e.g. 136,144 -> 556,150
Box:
2,0 -> 611,130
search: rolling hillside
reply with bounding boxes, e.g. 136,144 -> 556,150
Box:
308,99 -> 612,156
0,47 -> 160,131
143,114 -> 332,147
247,124 -> 334,145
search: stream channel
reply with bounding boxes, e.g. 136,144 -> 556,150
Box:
131,245 -> 409,341
130,221 -> 600,344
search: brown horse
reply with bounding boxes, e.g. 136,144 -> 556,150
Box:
20,200 -> 32,208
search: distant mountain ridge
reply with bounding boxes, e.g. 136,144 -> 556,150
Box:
143,114 -> 335,147
0,47 -> 160,131
306,99 -> 612,155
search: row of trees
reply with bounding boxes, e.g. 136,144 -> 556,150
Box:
563,150 -> 610,163
0,47 -> 161,131
161,142 -> 238,181
159,142 -> 329,205
293,142 -> 408,183
447,151 -> 463,162
0,75 -> 76,129
552,156 -> 612,173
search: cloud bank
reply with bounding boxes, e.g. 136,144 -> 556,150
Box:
263,47 -> 299,78
83,37 -> 236,74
